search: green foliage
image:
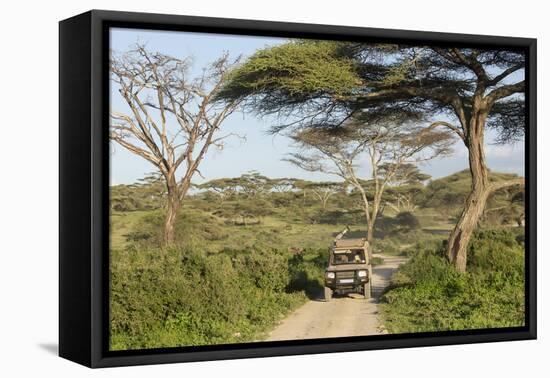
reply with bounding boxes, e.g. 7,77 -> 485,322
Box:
394,212 -> 421,231
110,168 -> 526,347
420,170 -> 523,224
371,256 -> 384,266
371,237 -> 401,255
110,174 -> 165,212
379,163 -> 431,186
125,208 -> 230,247
374,212 -> 422,240
218,42 -> 525,143
371,229 -> 445,256
220,197 -> 275,225
380,229 -> 525,333
420,171 -> 470,215
218,41 -> 361,102
318,209 -> 365,225
110,245 -> 327,350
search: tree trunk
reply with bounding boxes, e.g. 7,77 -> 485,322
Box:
367,197 -> 383,259
363,203 -> 375,259
366,220 -> 374,243
446,113 -> 489,272
356,185 -> 376,259
163,173 -> 180,245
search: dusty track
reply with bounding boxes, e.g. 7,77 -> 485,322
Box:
266,254 -> 407,341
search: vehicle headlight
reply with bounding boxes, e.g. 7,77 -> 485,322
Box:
326,272 -> 335,279
357,270 -> 367,277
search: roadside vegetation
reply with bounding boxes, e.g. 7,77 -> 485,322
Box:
110,244 -> 327,349
110,169 -> 524,349
380,228 -> 525,333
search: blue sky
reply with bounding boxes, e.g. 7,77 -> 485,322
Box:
109,28 -> 525,185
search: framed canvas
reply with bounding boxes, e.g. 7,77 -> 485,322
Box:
59,9 -> 537,368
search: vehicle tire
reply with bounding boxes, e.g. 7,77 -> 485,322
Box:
324,287 -> 333,302
363,281 -> 372,299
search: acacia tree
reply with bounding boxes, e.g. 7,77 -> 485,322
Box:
305,181 -> 343,210
285,118 -> 452,245
237,171 -> 272,197
385,187 -> 423,214
269,178 -> 298,193
483,184 -> 525,227
110,45 -> 242,244
372,47 -> 526,272
135,171 -> 167,209
198,177 -> 241,205
382,164 -> 430,213
379,163 -> 431,187
217,41 -> 525,271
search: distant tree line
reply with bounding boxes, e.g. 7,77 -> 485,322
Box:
112,168 -> 524,231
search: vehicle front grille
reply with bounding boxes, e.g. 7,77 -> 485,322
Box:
336,271 -> 355,279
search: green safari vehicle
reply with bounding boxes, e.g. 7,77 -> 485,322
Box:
324,232 -> 372,301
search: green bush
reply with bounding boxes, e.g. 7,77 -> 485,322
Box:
371,230 -> 444,256
318,209 -> 364,225
286,248 -> 327,297
125,209 -> 229,247
375,212 -> 422,238
110,244 -> 326,350
371,256 -> 384,266
394,212 -> 421,231
380,229 -> 525,333
371,237 -> 401,255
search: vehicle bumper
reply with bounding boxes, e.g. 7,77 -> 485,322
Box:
325,276 -> 368,289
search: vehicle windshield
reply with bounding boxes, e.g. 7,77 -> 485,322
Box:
331,249 -> 366,265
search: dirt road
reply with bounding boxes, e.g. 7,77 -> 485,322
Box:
266,254 -> 407,341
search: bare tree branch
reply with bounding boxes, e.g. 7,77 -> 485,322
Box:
109,45 -> 242,244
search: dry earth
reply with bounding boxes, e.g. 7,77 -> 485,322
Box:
266,254 -> 407,341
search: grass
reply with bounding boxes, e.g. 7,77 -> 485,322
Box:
112,207 -> 355,252
110,210 -> 151,250
371,256 -> 384,266
379,228 -> 525,333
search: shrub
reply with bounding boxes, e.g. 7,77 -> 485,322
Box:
380,229 -> 525,333
286,248 -> 326,297
375,212 -> 422,238
371,256 -> 384,266
126,209 -> 229,247
371,238 -> 400,255
394,212 -> 421,231
318,209 -> 364,225
110,244 -> 325,350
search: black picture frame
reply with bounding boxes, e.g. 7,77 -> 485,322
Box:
59,9 -> 537,368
